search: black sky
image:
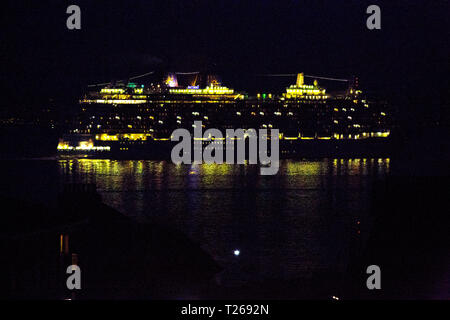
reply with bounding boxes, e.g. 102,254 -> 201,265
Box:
1,0 -> 448,125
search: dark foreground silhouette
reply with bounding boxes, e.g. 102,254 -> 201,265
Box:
0,184 -> 220,299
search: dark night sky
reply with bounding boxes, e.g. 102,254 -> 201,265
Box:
1,0 -> 449,125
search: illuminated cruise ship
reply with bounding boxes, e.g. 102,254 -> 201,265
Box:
57,72 -> 391,158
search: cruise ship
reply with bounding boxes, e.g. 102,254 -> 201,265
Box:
57,73 -> 392,158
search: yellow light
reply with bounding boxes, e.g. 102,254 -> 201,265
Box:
100,88 -> 125,94
57,140 -> 71,149
81,99 -> 147,104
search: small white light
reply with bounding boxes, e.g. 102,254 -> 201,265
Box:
332,296 -> 339,300
233,250 -> 240,256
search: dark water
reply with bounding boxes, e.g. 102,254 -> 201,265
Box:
0,158 -> 390,291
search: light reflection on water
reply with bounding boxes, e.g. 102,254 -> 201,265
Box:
1,158 -> 390,286
57,158 -> 389,190
55,158 -> 389,285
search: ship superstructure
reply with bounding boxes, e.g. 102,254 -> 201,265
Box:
58,73 -> 391,157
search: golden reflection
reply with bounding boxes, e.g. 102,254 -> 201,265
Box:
330,158 -> 390,176
285,161 -> 321,175
200,163 -> 232,176
55,158 -> 391,192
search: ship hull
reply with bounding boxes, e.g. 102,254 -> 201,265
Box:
57,137 -> 393,160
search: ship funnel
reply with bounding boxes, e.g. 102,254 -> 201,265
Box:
296,73 -> 304,87
165,73 -> 178,87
